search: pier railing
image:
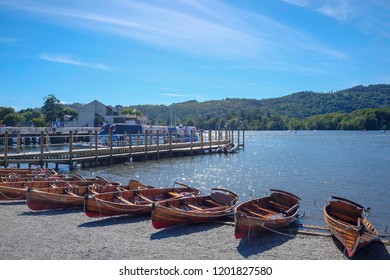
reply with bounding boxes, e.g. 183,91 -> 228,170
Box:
0,128 -> 244,169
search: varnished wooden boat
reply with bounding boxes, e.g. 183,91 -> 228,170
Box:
323,196 -> 378,257
26,179 -> 149,210
0,175 -> 110,201
151,188 -> 239,229
234,189 -> 300,239
84,182 -> 200,218
0,167 -> 57,177
0,168 -> 59,181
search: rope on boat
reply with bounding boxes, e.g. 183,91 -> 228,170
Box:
247,215 -> 299,239
31,191 -> 78,202
0,188 -> 26,200
92,196 -> 150,219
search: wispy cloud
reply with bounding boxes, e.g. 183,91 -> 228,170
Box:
317,1 -> 356,22
1,0 -> 353,65
281,0 -> 310,8
160,93 -> 188,97
282,0 -> 390,37
0,36 -> 19,44
39,53 -> 111,71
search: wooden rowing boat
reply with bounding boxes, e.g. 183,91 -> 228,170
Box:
0,175 -> 110,201
0,167 -> 57,177
151,188 -> 239,229
234,189 -> 301,239
26,179 -> 149,210
0,168 -> 60,182
84,182 -> 200,218
323,196 -> 378,257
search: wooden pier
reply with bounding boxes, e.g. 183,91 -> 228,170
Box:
0,128 -> 244,170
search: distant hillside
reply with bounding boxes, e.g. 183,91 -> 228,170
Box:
133,84 -> 390,127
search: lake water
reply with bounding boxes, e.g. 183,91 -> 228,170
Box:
70,130 -> 390,232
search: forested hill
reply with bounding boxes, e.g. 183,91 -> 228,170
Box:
133,84 -> 390,129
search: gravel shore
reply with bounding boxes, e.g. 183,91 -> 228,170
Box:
1,201 -> 389,260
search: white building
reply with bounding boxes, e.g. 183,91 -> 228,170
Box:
65,100 -> 147,127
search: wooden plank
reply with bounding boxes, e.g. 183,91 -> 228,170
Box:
116,194 -> 135,205
268,200 -> 289,210
184,202 -> 204,211
242,207 -> 269,218
250,203 -> 277,215
205,199 -> 223,207
136,193 -> 154,203
65,190 -> 79,197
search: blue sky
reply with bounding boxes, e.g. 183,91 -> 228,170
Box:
1,0 -> 389,110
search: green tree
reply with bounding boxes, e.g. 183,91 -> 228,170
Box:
122,107 -> 143,116
3,112 -> 22,126
20,109 -> 44,126
62,107 -> 78,120
0,107 -> 15,123
42,94 -> 63,125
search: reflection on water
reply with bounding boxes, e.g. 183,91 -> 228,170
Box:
72,130 -> 390,231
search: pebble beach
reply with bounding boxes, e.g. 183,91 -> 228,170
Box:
1,201 -> 389,260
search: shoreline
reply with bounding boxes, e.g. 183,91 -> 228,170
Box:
1,201 -> 389,260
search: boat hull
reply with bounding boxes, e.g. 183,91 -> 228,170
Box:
323,197 -> 378,257
84,184 -> 200,218
152,202 -> 233,229
234,189 -> 300,239
0,180 -> 71,201
151,188 -> 239,229
84,196 -> 152,218
234,212 -> 298,239
27,189 -> 84,210
0,176 -> 110,201
0,185 -> 28,200
26,182 -> 142,211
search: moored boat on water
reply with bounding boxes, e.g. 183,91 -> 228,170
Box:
151,188 -> 239,229
84,182 -> 200,218
26,179 -> 149,211
216,142 -> 237,154
234,189 -> 301,239
323,196 -> 378,257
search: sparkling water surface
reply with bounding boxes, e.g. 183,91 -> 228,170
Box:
70,130 -> 390,231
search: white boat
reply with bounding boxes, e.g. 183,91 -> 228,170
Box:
217,142 -> 237,154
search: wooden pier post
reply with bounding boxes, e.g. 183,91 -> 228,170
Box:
94,131 -> 98,166
16,131 -> 21,168
190,129 -> 194,156
69,131 -> 73,170
109,129 -> 113,164
242,128 -> 245,149
200,130 -> 204,154
209,130 -> 212,152
157,130 -> 160,159
89,130 -> 93,149
16,131 -> 21,154
144,130 -> 148,160
4,131 -> 9,167
169,130 -> 173,158
128,131 -> 132,161
45,131 -> 49,152
237,127 -> 240,148
40,131 -> 44,168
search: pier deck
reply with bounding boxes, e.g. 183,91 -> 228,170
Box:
0,128 -> 244,169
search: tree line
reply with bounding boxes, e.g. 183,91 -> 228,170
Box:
1,85 -> 389,130
0,95 -> 78,127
